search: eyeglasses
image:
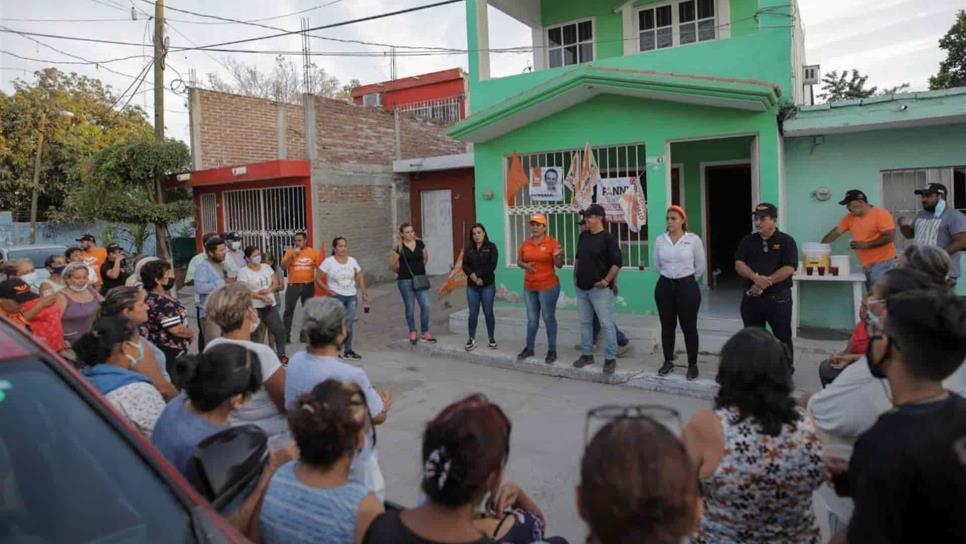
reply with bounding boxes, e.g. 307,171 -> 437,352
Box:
761,239 -> 770,253
584,405 -> 682,445
866,297 -> 885,305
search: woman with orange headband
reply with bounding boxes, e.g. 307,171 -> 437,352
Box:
652,205 -> 707,380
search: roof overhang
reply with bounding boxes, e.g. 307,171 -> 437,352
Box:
784,88 -> 966,137
165,159 -> 310,189
393,152 -> 474,173
450,65 -> 782,143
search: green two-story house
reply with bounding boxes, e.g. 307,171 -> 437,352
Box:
451,0 -> 966,333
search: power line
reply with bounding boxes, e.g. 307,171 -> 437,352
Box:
0,17 -> 132,23
0,49 -> 146,66
135,0 -> 346,25
108,57 -> 155,109
0,24 -> 142,79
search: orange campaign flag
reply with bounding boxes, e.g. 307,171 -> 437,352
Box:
437,250 -> 468,297
506,152 -> 528,206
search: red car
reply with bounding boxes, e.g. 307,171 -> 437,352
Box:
0,316 -> 247,543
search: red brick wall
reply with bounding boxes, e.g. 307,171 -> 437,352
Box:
197,90 -> 280,168
283,103 -> 306,161
398,111 -> 467,159
314,98 -> 396,164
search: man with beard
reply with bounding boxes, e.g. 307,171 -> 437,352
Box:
194,236 -> 230,345
897,183 -> 966,286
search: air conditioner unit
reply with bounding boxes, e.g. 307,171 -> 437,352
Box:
803,65 -> 820,85
363,93 -> 382,107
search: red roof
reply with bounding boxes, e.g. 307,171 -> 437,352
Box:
165,159 -> 310,189
350,68 -> 466,98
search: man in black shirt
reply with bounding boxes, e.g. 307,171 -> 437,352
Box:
100,242 -> 130,294
734,202 -> 798,357
572,204 -> 622,375
832,289 -> 966,544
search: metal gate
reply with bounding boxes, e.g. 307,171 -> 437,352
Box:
199,193 -> 218,235
222,185 -> 307,262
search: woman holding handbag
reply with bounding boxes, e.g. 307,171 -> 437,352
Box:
389,223 -> 435,345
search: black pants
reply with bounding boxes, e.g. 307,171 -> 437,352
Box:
257,305 -> 287,358
654,275 -> 701,366
159,345 -> 185,379
283,283 -> 315,341
740,291 -> 794,359
195,306 -> 206,352
818,358 -> 843,388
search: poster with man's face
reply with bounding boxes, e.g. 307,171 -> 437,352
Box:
530,166 -> 564,201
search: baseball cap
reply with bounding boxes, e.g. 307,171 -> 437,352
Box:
914,183 -> 947,196
838,190 -> 868,205
528,213 -> 548,226
224,231 -> 241,241
0,279 -> 39,303
751,203 -> 778,218
580,204 -> 607,218
106,243 -> 123,253
76,234 -> 96,243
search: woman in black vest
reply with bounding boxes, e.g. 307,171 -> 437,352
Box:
461,223 -> 499,351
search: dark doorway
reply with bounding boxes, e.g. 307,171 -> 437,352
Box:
705,164 -> 752,285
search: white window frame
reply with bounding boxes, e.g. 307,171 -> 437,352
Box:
637,0 -> 717,53
545,17 -> 596,69
362,93 -> 382,107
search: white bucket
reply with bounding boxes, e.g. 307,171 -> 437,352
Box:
802,242 -> 832,271
831,255 -> 851,277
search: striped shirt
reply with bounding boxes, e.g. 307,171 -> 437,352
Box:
141,292 -> 190,352
259,462 -> 367,544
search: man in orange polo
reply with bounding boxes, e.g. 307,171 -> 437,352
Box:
821,190 -> 897,288
76,233 -> 108,284
281,231 -> 321,342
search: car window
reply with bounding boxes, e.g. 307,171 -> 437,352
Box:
0,358 -> 194,543
8,248 -> 65,269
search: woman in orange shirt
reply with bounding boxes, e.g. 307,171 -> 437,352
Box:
516,214 -> 565,364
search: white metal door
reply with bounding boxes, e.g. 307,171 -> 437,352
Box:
222,185 -> 307,262
420,189 -> 454,275
199,193 -> 218,235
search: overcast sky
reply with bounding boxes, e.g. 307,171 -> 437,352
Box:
2,0 -> 963,145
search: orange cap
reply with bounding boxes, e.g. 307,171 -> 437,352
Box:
667,205 -> 687,223
529,213 -> 548,226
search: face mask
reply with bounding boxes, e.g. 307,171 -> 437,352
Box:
20,272 -> 40,289
231,241 -> 242,250
52,266 -> 66,275
161,278 -> 175,291
934,198 -> 946,219
866,311 -> 881,329
68,284 -> 88,293
125,340 -> 145,367
250,256 -> 262,265
865,332 -> 890,379
249,311 -> 261,334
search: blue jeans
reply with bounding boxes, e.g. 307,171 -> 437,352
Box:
466,283 -> 496,340
863,258 -> 896,290
524,285 -> 560,351
397,279 -> 430,334
593,315 -> 628,346
332,294 -> 358,351
577,287 -> 617,359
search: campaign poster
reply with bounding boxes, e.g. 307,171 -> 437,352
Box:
529,166 -> 564,201
596,177 -> 633,223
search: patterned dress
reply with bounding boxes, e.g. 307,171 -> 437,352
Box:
692,406 -> 825,544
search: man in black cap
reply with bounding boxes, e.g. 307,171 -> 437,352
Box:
0,278 -> 38,329
572,204 -> 623,375
100,243 -> 130,294
735,203 -> 799,358
897,182 -> 966,285
821,189 -> 897,288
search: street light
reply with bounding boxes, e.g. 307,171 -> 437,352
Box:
30,109 -> 74,244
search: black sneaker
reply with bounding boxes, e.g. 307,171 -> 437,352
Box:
517,347 -> 535,360
465,338 -> 478,352
686,364 -> 699,381
487,338 -> 498,349
603,359 -> 617,375
572,355 -> 594,368
545,350 -> 557,364
658,360 -> 674,376
343,350 -> 362,362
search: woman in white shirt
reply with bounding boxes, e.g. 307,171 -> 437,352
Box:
236,246 -> 287,363
318,237 -> 371,362
652,205 -> 706,380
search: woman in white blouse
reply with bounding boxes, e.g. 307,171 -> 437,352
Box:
652,205 -> 707,380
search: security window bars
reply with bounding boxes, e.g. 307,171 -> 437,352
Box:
223,185 -> 307,265
640,0 -> 715,52
881,166 -> 966,252
548,20 -> 594,68
396,96 -> 463,125
505,144 -> 649,269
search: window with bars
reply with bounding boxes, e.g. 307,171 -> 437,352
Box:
640,0 -> 716,52
396,96 -> 463,124
504,144 -> 649,269
547,20 -> 594,69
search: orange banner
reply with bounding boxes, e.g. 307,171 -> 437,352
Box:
437,249 -> 467,296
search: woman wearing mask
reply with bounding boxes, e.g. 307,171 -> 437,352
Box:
389,223 -> 434,345
56,263 -> 102,347
204,283 -> 288,439
140,259 -> 194,375
65,246 -> 100,290
318,237 -> 371,361
461,224 -> 499,352
652,205 -> 706,380
152,343 -> 293,537
236,246 -> 287,363
516,214 -> 564,364
75,316 -> 166,437
363,394 -> 564,544
40,254 -> 67,295
260,379 -> 385,544
98,286 -> 178,400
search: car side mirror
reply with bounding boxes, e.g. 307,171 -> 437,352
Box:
191,425 -> 268,511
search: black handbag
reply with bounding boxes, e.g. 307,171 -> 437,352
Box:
401,245 -> 430,291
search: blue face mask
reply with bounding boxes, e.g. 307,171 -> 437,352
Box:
934,198 -> 946,219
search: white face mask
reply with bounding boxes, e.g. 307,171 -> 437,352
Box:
20,272 -> 39,290
250,255 -> 262,265
68,283 -> 88,293
231,241 -> 242,250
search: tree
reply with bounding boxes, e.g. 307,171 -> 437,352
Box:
0,68 -> 153,220
818,69 -> 878,102
204,55 -> 344,103
929,10 -> 966,90
339,79 -> 361,101
59,137 -> 193,259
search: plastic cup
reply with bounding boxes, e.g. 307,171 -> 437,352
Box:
805,266 -> 814,276
830,266 -> 839,276
817,266 -> 826,276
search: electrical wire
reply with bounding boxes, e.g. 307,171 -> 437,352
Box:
0,24 -> 142,79
136,0 -> 346,25
117,59 -> 152,110
108,57 -> 155,109
0,49 -> 146,66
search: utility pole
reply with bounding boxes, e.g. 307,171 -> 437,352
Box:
153,0 -> 171,260
29,112 -> 47,245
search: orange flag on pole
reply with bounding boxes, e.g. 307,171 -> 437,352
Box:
437,250 -> 467,296
506,152 -> 528,207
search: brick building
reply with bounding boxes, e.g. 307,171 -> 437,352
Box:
170,88 -> 467,281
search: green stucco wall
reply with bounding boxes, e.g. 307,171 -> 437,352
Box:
785,123 -> 966,330
472,93 -> 779,315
